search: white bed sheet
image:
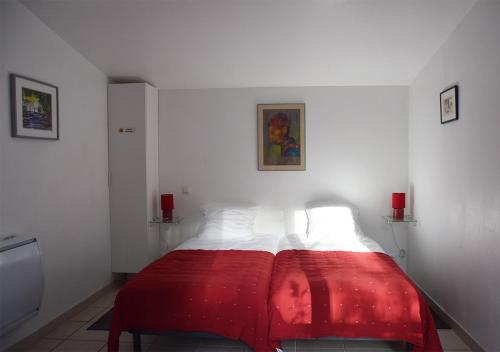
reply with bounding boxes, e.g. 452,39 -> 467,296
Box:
277,233 -> 386,254
174,233 -> 282,254
174,232 -> 385,255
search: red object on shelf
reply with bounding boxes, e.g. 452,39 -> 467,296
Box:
161,194 -> 174,220
392,193 -> 405,220
392,208 -> 404,220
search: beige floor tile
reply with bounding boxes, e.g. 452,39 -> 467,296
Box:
91,292 -> 117,309
8,338 -> 63,352
45,321 -> 86,339
108,285 -> 122,296
98,341 -> 153,352
68,311 -> 147,343
71,306 -> 107,322
69,315 -> 110,342
70,326 -> 109,342
52,340 -> 105,352
438,330 -> 471,351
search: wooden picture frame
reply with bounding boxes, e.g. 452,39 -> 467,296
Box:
440,85 -> 458,124
257,103 -> 305,171
10,74 -> 59,140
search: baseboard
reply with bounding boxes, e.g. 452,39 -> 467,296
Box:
415,282 -> 485,352
6,274 -> 125,351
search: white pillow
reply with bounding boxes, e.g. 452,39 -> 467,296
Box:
198,202 -> 259,240
306,203 -> 364,239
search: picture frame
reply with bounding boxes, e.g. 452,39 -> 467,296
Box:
440,85 -> 458,124
257,103 -> 305,171
10,74 -> 59,140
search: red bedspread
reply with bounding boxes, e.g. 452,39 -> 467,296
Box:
108,250 -> 277,352
269,250 -> 442,352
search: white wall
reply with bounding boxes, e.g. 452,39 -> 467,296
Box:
0,1 -> 111,348
0,7 -> 5,235
408,1 -> 500,350
159,86 -> 409,263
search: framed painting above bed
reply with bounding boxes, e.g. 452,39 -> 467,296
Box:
257,103 -> 305,171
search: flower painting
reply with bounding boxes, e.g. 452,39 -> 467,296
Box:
11,74 -> 59,140
258,103 -> 305,171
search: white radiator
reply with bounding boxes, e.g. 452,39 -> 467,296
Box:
0,234 -> 43,335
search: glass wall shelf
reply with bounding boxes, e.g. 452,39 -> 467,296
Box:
149,216 -> 183,225
383,215 -> 417,224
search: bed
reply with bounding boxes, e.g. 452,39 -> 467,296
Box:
108,204 -> 281,352
108,202 -> 443,352
268,205 -> 443,352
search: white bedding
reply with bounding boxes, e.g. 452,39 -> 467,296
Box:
174,232 -> 384,255
277,233 -> 385,254
174,233 -> 282,254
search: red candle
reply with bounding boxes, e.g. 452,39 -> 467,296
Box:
161,194 -> 174,220
392,193 -> 405,220
392,193 -> 405,209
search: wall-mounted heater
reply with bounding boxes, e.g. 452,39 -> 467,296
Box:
0,234 -> 43,335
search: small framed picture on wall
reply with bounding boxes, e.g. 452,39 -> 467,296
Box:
440,85 -> 458,124
10,74 -> 59,140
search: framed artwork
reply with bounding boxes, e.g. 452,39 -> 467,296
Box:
10,74 -> 59,140
257,103 -> 305,171
440,85 -> 458,124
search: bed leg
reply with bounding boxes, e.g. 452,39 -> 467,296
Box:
132,332 -> 142,352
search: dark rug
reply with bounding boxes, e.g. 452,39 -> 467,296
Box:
88,306 -> 450,331
88,308 -> 113,331
431,308 -> 450,329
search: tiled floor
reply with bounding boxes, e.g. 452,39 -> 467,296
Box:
8,287 -> 473,352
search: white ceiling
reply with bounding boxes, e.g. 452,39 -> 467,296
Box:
21,0 -> 476,89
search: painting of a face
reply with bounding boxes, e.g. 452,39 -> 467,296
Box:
258,104 -> 305,171
268,113 -> 290,145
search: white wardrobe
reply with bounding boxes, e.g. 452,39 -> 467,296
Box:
108,83 -> 160,273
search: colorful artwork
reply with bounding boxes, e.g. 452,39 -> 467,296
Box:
258,104 -> 305,171
22,87 -> 53,130
11,74 -> 59,140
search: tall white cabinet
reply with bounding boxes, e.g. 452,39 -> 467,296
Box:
108,83 -> 159,273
